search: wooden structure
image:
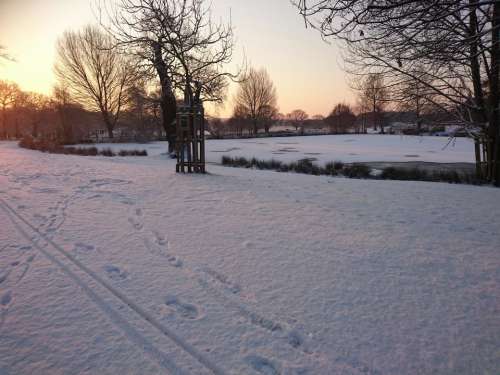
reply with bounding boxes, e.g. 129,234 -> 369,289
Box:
175,102 -> 206,173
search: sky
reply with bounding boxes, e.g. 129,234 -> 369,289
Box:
0,0 -> 355,117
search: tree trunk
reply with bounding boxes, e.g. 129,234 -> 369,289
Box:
161,93 -> 177,153
153,42 -> 177,154
489,2 -> 500,185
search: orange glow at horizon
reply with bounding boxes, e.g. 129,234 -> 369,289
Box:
0,0 -> 355,118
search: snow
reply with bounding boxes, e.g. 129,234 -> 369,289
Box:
1,140 -> 499,374
74,134 -> 476,165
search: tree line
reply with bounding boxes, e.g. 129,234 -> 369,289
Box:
1,0 -> 238,150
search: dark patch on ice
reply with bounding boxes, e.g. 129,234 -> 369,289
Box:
245,355 -> 280,375
277,148 -> 299,153
211,147 -> 241,153
404,154 -> 420,158
304,152 -> 322,155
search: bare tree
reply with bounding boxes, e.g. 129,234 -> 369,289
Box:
55,25 -> 137,139
325,103 -> 356,134
234,68 -> 278,135
53,85 -> 76,143
357,73 -> 388,133
287,109 -> 309,132
102,0 -> 240,151
24,93 -> 51,138
295,0 -> 500,184
393,72 -> 437,133
0,80 -> 18,139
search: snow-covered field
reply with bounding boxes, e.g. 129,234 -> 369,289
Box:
1,141 -> 499,374
76,134 -> 476,165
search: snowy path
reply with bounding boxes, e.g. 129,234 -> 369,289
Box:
1,141 -> 499,374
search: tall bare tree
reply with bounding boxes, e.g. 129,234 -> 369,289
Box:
234,67 -> 278,135
102,0 -> 240,151
295,0 -> 500,184
393,71 -> 437,133
357,73 -> 388,133
24,93 -> 51,138
55,25 -> 137,139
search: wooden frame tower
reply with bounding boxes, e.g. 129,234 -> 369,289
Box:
175,102 -> 206,173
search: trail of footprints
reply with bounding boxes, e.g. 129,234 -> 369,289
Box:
124,205 -> 316,374
0,244 -> 37,330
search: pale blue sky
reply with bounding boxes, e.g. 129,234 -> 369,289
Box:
0,0 -> 354,116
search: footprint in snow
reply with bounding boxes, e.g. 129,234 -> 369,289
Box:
153,231 -> 168,246
128,217 -> 144,230
104,265 -> 128,281
0,291 -> 12,307
73,242 -> 95,253
202,267 -> 241,295
165,296 -> 201,320
0,271 -> 10,285
245,355 -> 280,375
167,256 -> 183,268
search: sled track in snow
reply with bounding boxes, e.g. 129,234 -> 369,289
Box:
0,197 -> 227,375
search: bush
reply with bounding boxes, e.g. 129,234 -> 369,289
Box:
343,163 -> 372,178
220,155 -> 482,185
18,137 -> 147,158
118,149 -> 148,156
294,159 -> 322,175
333,161 -> 344,171
19,135 -> 36,150
100,148 -> 116,157
381,167 -> 428,181
324,162 -> 339,176
380,167 -> 483,185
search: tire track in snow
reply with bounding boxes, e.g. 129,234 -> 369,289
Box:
0,197 -> 226,375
